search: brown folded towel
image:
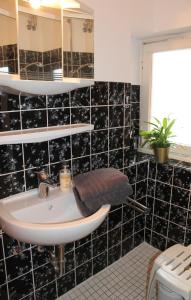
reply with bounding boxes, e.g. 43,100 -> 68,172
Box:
73,168 -> 133,216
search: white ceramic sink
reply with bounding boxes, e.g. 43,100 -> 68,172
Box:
0,188 -> 110,245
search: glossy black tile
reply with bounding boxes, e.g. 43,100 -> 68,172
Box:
57,271 -> 75,297
185,230 -> 191,245
124,105 -> 131,127
108,244 -> 121,265
91,82 -> 108,106
109,149 -> 123,169
0,144 -> 23,174
93,234 -> 107,257
123,127 -> 132,148
91,152 -> 108,170
34,263 -> 56,289
169,205 -> 188,227
131,102 -> 140,120
0,172 -> 25,199
122,236 -> 134,256
50,48 -> 60,63
155,181 -> 171,202
122,220 -> 134,240
188,211 -> 191,229
0,112 -> 21,131
0,260 -> 6,285
8,272 -> 33,300
145,229 -> 151,244
168,222 -> 185,243
151,232 -> 166,251
50,136 -> 71,163
124,166 -> 136,184
130,85 -> 140,102
137,161 -> 148,181
154,199 -> 170,219
2,235 -> 29,258
24,142 -> 48,168
156,163 -> 173,184
64,251 -> 75,274
71,107 -> 90,124
109,106 -> 124,128
91,130 -> 108,154
0,94 -> 19,111
109,128 -> 123,150
21,95 -> 46,110
109,82 -> 124,105
75,242 -> 92,267
6,249 -> 32,281
0,284 -> 8,300
35,281 -> 57,300
72,156 -> 90,176
134,230 -> 144,247
22,110 -> 47,129
173,166 -> 191,190
171,186 -> 190,208
123,204 -> 135,223
147,179 -> 156,197
149,160 -> 157,179
71,87 -> 90,106
136,180 -> 147,199
108,227 -> 121,248
76,261 -> 92,285
91,106 -> 108,130
134,215 -> 145,232
32,246 -> 53,269
108,208 -> 122,230
152,216 -> 168,236
47,93 -> 69,108
72,133 -> 90,158
93,251 -> 107,275
48,108 -> 70,126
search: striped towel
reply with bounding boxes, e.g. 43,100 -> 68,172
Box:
73,168 -> 133,216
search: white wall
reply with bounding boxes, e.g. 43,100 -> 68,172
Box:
0,16 -> 17,46
63,18 -> 93,52
19,13 -> 62,52
80,0 -> 191,84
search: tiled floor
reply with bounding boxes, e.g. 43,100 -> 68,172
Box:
58,243 -> 159,300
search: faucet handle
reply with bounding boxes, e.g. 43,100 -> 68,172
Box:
36,170 -> 49,181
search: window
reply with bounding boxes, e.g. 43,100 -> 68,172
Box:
141,35 -> 191,162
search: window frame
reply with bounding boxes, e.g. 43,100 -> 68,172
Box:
140,34 -> 191,163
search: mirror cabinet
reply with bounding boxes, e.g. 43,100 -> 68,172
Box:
0,0 -> 94,81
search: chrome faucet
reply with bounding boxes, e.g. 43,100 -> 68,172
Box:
37,170 -> 56,199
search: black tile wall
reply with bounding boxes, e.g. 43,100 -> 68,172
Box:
0,82 -> 145,300
146,159 -> 191,251
0,44 -> 18,75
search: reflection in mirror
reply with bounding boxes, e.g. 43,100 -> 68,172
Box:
63,16 -> 94,79
0,0 -> 18,75
18,0 -> 62,81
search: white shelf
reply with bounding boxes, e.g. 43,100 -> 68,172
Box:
0,73 -> 94,95
0,124 -> 94,145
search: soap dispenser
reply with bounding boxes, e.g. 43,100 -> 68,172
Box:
59,165 -> 72,191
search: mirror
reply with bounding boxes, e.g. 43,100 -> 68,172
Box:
18,0 -> 62,81
0,0 -> 18,74
63,16 -> 94,79
0,0 -> 94,82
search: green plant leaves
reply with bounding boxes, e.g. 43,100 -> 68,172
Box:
139,117 -> 176,148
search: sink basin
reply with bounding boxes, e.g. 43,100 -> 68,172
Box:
0,188 -> 110,245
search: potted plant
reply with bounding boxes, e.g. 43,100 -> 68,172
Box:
140,117 -> 176,163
